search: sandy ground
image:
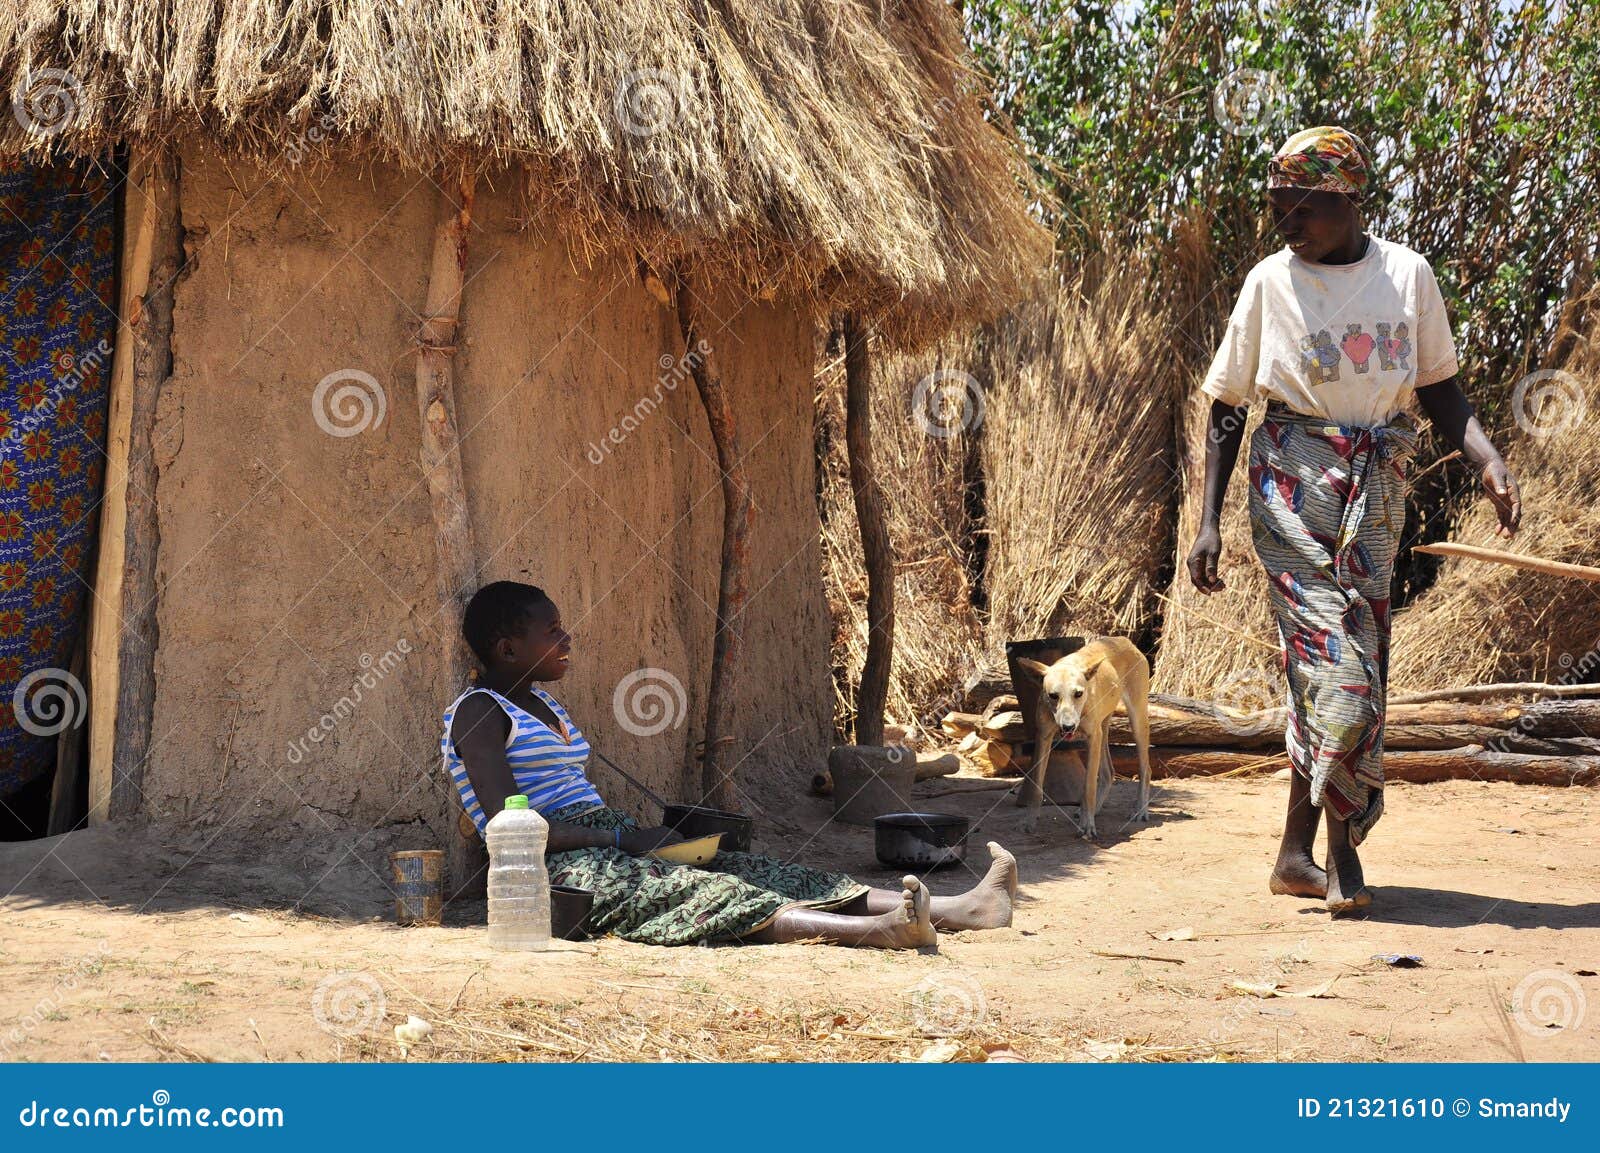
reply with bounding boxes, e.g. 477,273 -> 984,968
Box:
2,777 -> 1596,1063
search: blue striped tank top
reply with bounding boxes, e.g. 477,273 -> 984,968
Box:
440,685 -> 604,834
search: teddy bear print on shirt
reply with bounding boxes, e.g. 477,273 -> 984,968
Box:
1375,322 -> 1412,372
1340,323 -> 1375,374
1300,329 -> 1342,384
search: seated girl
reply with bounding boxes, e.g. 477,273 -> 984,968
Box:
442,580 -> 1019,949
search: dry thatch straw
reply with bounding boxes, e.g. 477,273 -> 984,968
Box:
821,252 -> 1182,735
979,259 -> 1181,646
0,0 -> 1050,348
1389,348 -> 1600,691
818,327 -> 985,737
1151,394 -> 1283,704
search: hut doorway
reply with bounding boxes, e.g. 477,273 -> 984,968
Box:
0,156 -> 119,840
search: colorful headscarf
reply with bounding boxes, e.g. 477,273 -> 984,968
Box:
1267,126 -> 1372,202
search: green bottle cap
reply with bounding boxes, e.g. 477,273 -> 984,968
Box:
503,795 -> 529,810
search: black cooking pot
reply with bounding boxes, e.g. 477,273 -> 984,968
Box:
662,804 -> 754,853
874,812 -> 970,870
550,885 -> 595,940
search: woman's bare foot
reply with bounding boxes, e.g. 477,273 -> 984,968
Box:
1269,851 -> 1328,898
1271,768 -> 1325,898
930,842 -> 1018,930
1323,841 -> 1371,915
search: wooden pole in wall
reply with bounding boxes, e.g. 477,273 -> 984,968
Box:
88,147 -> 182,824
674,269 -> 753,812
842,313 -> 894,747
415,169 -> 485,896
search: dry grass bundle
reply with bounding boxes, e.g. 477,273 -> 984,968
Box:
0,0 -> 1050,347
1389,350 -> 1600,690
1150,395 -> 1282,704
980,261 -> 1182,645
821,253 -> 1184,736
818,330 -> 985,738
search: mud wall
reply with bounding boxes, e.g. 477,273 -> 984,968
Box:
139,145 -> 831,843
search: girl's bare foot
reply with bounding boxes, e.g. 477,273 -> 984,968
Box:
757,875 -> 936,949
931,842 -> 1018,930
1269,851 -> 1328,898
877,875 -> 937,948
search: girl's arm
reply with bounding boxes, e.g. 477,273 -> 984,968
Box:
452,695 -> 608,852
451,695 -> 679,854
1413,376 -> 1521,537
1185,400 -> 1250,593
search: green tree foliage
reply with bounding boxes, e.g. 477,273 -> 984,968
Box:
965,0 -> 1600,408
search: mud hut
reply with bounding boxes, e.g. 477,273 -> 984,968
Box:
0,3 -> 1049,860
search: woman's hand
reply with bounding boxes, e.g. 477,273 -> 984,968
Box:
1189,400 -> 1246,595
1186,525 -> 1226,593
1481,457 -> 1522,538
616,826 -> 686,855
1414,377 -> 1521,537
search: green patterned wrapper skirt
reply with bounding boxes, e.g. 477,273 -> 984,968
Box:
544,804 -> 869,945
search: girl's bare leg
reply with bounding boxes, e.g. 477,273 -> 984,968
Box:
853,841 -> 1017,930
746,876 -> 935,949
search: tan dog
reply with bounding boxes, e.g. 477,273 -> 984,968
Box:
1018,636 -> 1153,839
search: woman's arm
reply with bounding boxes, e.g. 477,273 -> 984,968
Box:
1185,399 -> 1250,593
1413,376 -> 1521,537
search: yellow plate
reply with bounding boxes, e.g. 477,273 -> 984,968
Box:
648,833 -> 724,865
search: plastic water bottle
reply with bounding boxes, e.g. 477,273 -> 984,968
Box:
485,795 -> 551,951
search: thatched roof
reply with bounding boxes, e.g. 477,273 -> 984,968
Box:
0,1 -> 1051,345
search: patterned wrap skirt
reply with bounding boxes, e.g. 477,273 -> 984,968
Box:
1248,400 -> 1420,846
543,803 -> 869,945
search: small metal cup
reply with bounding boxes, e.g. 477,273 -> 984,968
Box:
390,849 -> 444,926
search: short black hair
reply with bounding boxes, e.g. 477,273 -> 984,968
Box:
462,581 -> 551,667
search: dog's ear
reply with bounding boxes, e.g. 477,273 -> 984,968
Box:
1017,658 -> 1052,679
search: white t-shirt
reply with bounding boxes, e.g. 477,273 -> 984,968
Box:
1200,236 -> 1459,426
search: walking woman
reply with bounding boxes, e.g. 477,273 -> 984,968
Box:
1184,127 -> 1521,914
